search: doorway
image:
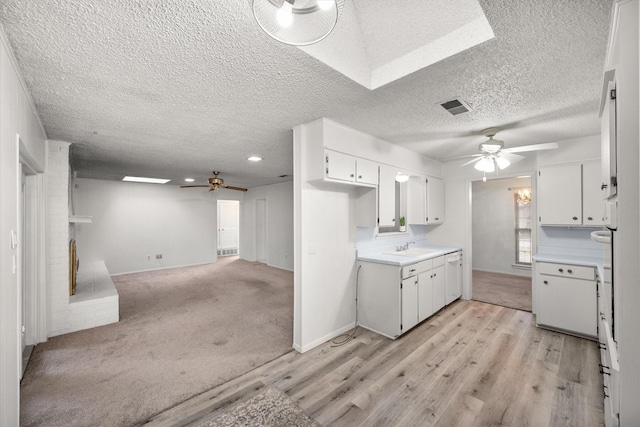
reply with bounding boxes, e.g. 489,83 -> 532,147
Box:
255,198 -> 267,264
217,200 -> 239,257
471,176 -> 533,311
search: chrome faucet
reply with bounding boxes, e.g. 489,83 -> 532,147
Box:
396,241 -> 415,251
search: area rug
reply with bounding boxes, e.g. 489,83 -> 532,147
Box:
192,387 -> 320,427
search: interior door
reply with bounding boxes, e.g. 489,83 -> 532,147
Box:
20,166 -> 26,371
217,200 -> 239,256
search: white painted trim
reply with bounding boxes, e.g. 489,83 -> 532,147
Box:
109,261 -> 215,276
0,26 -> 47,138
295,322 -> 357,353
464,171 -> 537,302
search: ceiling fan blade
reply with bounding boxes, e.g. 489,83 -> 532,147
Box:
441,153 -> 482,161
500,152 -> 525,164
460,157 -> 484,167
223,185 -> 248,192
502,142 -> 559,154
180,185 -> 211,188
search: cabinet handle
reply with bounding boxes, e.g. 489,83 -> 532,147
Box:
543,280 -> 548,285
567,269 -> 573,274
588,217 -> 593,221
433,273 -> 437,277
350,174 -> 354,177
409,269 -> 416,273
601,183 -> 608,190
358,175 -> 362,179
435,218 -> 439,221
558,268 -> 563,273
572,216 -> 578,220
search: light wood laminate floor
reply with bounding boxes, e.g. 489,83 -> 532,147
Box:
142,300 -> 603,427
473,270 -> 532,312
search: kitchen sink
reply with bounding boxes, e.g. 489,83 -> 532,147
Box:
384,248 -> 440,257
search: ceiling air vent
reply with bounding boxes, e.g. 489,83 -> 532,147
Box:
439,98 -> 472,116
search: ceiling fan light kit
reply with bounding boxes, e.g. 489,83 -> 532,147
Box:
252,0 -> 345,46
180,171 -> 248,192
458,127 -> 560,178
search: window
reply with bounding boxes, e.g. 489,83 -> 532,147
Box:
515,189 -> 532,265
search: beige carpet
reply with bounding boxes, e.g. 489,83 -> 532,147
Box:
472,270 -> 532,312
20,256 -> 293,427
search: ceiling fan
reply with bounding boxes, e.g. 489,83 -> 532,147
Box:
180,171 -> 248,192
456,128 -> 559,173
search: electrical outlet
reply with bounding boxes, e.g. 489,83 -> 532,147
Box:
156,254 -> 162,259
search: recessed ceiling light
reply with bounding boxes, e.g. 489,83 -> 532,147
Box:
184,178 -> 195,182
123,176 -> 170,184
247,156 -> 262,162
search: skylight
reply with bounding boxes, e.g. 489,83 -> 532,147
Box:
299,0 -> 494,90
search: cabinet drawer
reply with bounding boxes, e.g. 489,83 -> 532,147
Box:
537,262 -> 595,280
402,259 -> 433,279
432,255 -> 444,268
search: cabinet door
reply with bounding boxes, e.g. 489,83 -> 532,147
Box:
537,164 -> 582,225
537,274 -> 597,337
356,158 -> 378,185
426,177 -> 444,224
402,277 -> 419,332
417,271 -> 434,322
378,165 -> 397,227
325,150 -> 355,182
432,264 -> 446,312
582,161 -> 605,226
407,177 -> 427,225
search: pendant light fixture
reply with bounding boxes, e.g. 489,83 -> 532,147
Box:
252,0 -> 345,46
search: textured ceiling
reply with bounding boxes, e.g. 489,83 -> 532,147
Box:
0,0 -> 613,189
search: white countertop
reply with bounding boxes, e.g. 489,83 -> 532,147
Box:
357,244 -> 461,266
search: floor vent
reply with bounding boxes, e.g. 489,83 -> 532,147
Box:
218,248 -> 238,256
440,98 -> 472,115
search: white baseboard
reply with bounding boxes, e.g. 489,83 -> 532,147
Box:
294,322 -> 356,353
109,261 -> 214,276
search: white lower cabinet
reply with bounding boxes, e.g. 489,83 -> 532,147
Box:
402,276 -> 419,331
535,261 -> 597,338
358,254 -> 457,339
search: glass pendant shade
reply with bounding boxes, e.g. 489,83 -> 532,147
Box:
252,0 -> 345,46
495,156 -> 511,169
474,157 -> 495,173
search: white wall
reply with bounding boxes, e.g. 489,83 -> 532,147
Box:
74,178 -> 223,275
0,26 -> 47,426
241,181 -> 294,271
293,118 -> 440,352
472,177 -> 531,276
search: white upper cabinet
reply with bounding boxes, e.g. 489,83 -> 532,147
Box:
426,176 -> 444,224
538,162 -> 604,226
538,163 -> 583,225
356,158 -> 379,186
582,161 -> 605,226
378,164 -> 397,227
325,150 -> 355,182
324,150 -> 378,186
407,176 -> 427,225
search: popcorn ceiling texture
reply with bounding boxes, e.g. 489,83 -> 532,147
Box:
0,0 -> 613,187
